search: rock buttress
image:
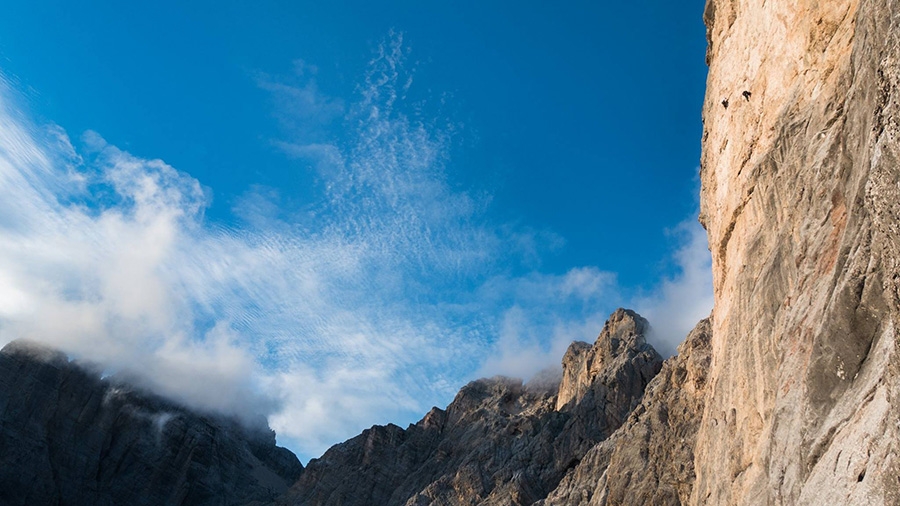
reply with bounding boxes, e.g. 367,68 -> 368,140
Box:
540,317 -> 712,506
695,0 -> 900,503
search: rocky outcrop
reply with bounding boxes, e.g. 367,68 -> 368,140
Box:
540,317 -> 712,506
556,309 -> 661,414
278,309 -> 662,506
281,377 -> 562,506
694,0 -> 900,503
0,340 -> 302,506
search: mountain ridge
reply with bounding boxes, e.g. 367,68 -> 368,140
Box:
0,339 -> 302,506
277,307 -> 662,506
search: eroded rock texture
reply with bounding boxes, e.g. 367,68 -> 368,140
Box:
540,317 -> 712,506
278,309 -> 662,506
694,0 -> 900,503
0,340 -> 303,506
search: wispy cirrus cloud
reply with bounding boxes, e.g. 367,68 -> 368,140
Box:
0,33 -> 712,461
256,58 -> 345,142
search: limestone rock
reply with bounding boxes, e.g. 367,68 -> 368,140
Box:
694,0 -> 900,503
0,339 -> 303,506
556,308 -> 662,417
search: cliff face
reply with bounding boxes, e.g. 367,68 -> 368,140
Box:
278,309 -> 662,506
0,340 -> 303,506
519,1 -> 900,503
696,0 -> 900,503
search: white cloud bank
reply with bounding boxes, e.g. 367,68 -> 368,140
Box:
0,35 -> 713,460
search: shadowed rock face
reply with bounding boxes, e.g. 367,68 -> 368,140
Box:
0,310 -> 663,506
278,309 -> 662,506
0,340 -> 302,506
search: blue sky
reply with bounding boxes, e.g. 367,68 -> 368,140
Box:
0,1 -> 710,461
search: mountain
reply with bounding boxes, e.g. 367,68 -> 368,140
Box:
278,309 -> 661,506
0,340 -> 302,506
0,309 -> 665,506
1,0 -> 898,504
539,317 -> 712,505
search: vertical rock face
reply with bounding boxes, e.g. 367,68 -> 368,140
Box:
696,0 -> 900,503
0,340 -> 303,506
278,309 -> 662,506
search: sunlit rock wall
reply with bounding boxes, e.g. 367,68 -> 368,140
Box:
695,0 -> 900,503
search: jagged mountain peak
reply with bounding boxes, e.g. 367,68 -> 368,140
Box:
280,308 -> 664,506
556,308 -> 662,412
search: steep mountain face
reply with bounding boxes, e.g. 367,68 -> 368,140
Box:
0,340 -> 302,506
695,0 -> 900,503
277,309 -> 662,506
539,317 -> 712,506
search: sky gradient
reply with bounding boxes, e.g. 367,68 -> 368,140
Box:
0,2 -> 711,461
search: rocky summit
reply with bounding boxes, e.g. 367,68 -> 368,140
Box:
278,308 -> 661,506
1,0 -> 899,504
